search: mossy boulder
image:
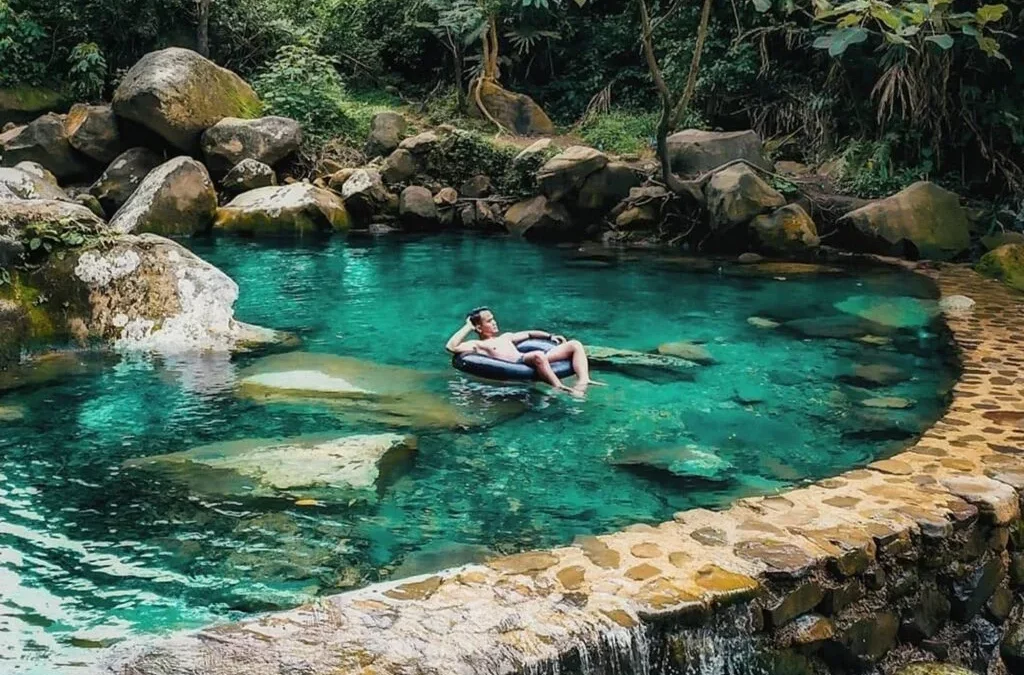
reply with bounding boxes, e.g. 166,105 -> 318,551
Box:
751,204 -> 820,254
577,162 -> 642,212
113,48 -> 261,151
200,116 -> 301,175
977,243 -> 1024,292
838,181 -> 969,261
65,104 -> 123,164
109,157 -> 217,237
90,147 -> 165,214
470,80 -> 555,136
0,198 -> 105,235
1,113 -> 94,181
214,183 -> 350,236
705,163 -> 785,231
0,86 -> 65,127
0,299 -> 26,368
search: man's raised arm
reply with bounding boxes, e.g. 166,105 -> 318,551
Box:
445,318 -> 479,354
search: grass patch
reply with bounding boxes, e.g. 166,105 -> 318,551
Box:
578,109 -> 656,156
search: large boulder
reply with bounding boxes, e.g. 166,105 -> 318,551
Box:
977,243 -> 1024,292
577,162 -> 643,212
62,234 -> 277,351
89,147 -> 165,214
0,166 -> 70,201
751,204 -> 820,254
0,300 -> 26,368
667,129 -> 767,175
705,163 -> 785,231
537,146 -> 608,202
112,48 -> 262,151
124,433 -> 417,501
838,182 -> 970,260
214,183 -> 350,236
200,116 -> 302,174
109,157 -> 217,237
340,169 -> 390,222
222,159 -> 276,194
470,80 -> 555,136
399,186 -> 438,228
65,104 -> 123,164
365,112 -> 407,158
0,86 -> 65,127
1,113 -> 93,181
504,195 -> 574,241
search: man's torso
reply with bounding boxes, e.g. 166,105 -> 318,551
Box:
478,333 -> 521,362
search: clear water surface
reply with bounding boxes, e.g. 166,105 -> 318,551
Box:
0,234 -> 958,672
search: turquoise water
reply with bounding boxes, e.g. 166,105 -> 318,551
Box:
0,234 -> 957,672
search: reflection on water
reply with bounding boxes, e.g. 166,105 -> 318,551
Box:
0,234 -> 957,672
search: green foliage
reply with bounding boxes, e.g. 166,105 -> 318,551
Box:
0,3 -> 47,87
579,109 -> 657,155
338,89 -> 404,143
66,42 -> 107,101
833,135 -> 934,198
253,44 -> 353,144
17,217 -> 107,268
426,130 -> 544,196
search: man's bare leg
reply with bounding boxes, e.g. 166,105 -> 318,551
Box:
544,340 -> 605,391
523,352 -> 573,393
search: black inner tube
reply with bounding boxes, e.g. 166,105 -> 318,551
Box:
453,339 -> 575,382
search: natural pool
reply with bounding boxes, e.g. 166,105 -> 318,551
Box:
0,234 -> 958,673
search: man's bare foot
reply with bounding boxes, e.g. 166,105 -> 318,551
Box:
577,378 -> 607,387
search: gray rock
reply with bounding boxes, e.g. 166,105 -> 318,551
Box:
0,166 -> 70,201
222,159 -> 276,194
399,186 -> 438,228
537,146 -> 608,202
89,147 -> 165,214
113,48 -> 261,151
397,131 -> 439,155
65,104 -> 123,164
577,162 -> 642,212
751,204 -> 820,254
0,198 -> 104,235
340,169 -> 390,222
214,183 -> 350,236
460,175 -> 492,198
667,129 -> 766,175
0,113 -> 93,181
364,112 -> 406,158
109,157 -> 217,236
504,195 -> 574,241
201,116 -> 302,174
704,163 -> 785,231
382,148 -> 418,184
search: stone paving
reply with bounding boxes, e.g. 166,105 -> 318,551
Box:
106,262 -> 1024,675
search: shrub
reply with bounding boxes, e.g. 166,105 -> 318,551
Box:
426,131 -> 547,197
579,109 -> 656,156
66,42 -> 107,101
253,44 -> 353,144
833,136 -> 934,198
0,4 -> 48,87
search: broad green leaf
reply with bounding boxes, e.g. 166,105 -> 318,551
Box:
883,31 -> 911,45
899,24 -> 921,36
925,34 -> 954,49
962,24 -> 980,36
976,4 -> 1009,24
976,34 -> 1001,55
833,26 -> 869,55
871,6 -> 904,31
29,238 -> 41,251
753,0 -> 772,12
838,13 -> 861,27
813,34 -> 834,49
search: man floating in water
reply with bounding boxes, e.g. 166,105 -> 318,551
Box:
445,307 -> 604,396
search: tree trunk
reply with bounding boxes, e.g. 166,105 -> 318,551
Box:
197,0 -> 211,58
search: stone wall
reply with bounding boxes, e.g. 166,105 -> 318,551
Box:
104,263 -> 1024,675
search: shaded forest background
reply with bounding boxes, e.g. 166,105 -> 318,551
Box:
2,0 -> 1022,219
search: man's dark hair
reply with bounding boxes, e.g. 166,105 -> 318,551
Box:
467,306 -> 490,326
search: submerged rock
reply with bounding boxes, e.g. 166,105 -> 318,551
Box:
0,404 -> 25,422
656,341 -> 715,365
237,352 -> 500,429
585,345 -> 698,383
834,295 -> 938,329
610,445 -> 734,482
113,48 -> 261,151
124,433 -> 416,501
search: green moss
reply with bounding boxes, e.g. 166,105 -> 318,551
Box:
0,273 -> 57,340
977,244 -> 1024,291
0,85 -> 65,113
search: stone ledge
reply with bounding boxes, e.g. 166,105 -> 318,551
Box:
103,262 -> 1024,675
